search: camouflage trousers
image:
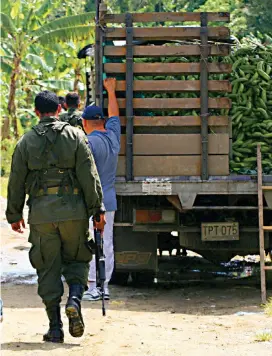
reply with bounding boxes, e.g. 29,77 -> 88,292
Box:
29,220 -> 92,307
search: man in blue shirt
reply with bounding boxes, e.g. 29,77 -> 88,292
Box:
81,78 -> 120,301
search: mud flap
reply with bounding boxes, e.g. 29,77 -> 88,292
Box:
114,227 -> 157,272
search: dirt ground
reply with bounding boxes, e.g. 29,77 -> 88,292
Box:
1,196 -> 272,355
1,282 -> 272,356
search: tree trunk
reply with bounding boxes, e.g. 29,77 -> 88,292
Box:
6,54 -> 21,139
73,68 -> 81,92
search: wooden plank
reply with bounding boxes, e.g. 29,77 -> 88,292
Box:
264,266 -> 272,270
104,98 -> 231,109
119,116 -> 229,127
104,63 -> 232,74
104,12 -> 230,24
105,27 -> 230,40
262,186 -> 272,190
104,45 -> 230,57
257,143 -> 267,303
119,134 -> 229,155
263,226 -> 272,231
116,80 -> 231,92
116,155 -> 229,176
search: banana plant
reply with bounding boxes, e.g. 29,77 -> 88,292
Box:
0,0 -> 95,138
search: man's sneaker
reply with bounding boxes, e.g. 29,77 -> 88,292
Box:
82,288 -> 101,301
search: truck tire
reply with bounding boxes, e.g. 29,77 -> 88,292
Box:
109,271 -> 129,286
131,271 -> 155,286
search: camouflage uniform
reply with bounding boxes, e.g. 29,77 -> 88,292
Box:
6,116 -> 103,306
59,108 -> 83,129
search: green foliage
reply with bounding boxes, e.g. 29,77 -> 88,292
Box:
247,0 -> 272,35
0,177 -> 9,198
1,138 -> 17,176
255,331 -> 272,342
0,12 -> 16,36
264,297 -> 272,317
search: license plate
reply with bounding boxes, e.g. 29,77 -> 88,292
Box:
201,222 -> 239,241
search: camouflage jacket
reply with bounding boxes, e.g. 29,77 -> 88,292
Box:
59,108 -> 83,129
6,116 -> 103,224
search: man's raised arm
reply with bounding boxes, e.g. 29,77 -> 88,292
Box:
104,78 -> 119,118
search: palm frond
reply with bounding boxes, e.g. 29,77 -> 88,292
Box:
33,12 -> 95,37
26,53 -> 50,70
34,0 -> 53,19
20,60 -> 39,74
0,0 -> 11,15
0,58 -> 13,74
37,79 -> 74,91
0,12 -> 16,36
37,25 -> 94,46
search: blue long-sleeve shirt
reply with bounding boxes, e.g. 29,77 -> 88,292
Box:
87,116 -> 120,211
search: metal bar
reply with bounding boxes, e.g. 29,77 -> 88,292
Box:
229,115 -> 233,160
98,29 -> 104,109
95,0 -> 101,106
95,28 -> 100,105
257,144 -> 267,303
200,12 -> 209,180
125,13 -> 134,181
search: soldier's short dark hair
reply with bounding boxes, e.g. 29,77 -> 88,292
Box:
35,91 -> 59,114
58,96 -> 65,105
65,92 -> 80,108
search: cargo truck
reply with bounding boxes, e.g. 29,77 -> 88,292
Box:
93,2 -> 272,284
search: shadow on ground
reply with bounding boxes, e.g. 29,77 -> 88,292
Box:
1,282 -> 271,316
0,342 -> 81,352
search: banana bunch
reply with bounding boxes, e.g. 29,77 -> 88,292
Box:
228,46 -> 272,173
132,43 -> 272,173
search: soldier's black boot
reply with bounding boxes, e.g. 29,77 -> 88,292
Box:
43,305 -> 64,343
65,284 -> 85,338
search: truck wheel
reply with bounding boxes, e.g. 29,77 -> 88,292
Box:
110,271 -> 129,286
131,272 -> 155,286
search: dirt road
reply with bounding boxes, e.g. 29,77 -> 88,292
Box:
1,196 -> 271,355
1,282 -> 271,356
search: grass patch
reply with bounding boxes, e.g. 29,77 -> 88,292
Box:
255,331 -> 272,342
264,297 -> 272,317
0,176 -> 9,198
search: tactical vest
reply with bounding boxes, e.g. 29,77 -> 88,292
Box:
60,109 -> 83,130
25,119 -> 80,204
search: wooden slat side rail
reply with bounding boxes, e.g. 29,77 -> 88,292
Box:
104,45 -> 230,57
119,116 -> 229,127
104,12 -> 230,23
104,63 -> 232,74
119,134 -> 229,155
262,186 -> 272,190
263,226 -> 272,231
115,80 -> 231,92
257,143 -> 267,303
105,27 -> 230,40
104,98 -> 231,109
116,155 -> 229,176
264,266 -> 272,271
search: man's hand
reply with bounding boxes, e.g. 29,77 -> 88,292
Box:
103,78 -> 116,93
11,219 -> 25,234
93,214 -> 106,232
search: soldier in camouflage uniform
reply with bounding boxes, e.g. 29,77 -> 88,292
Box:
6,91 -> 105,343
59,92 -> 83,129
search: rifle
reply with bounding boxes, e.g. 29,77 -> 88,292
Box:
93,214 -> 106,316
